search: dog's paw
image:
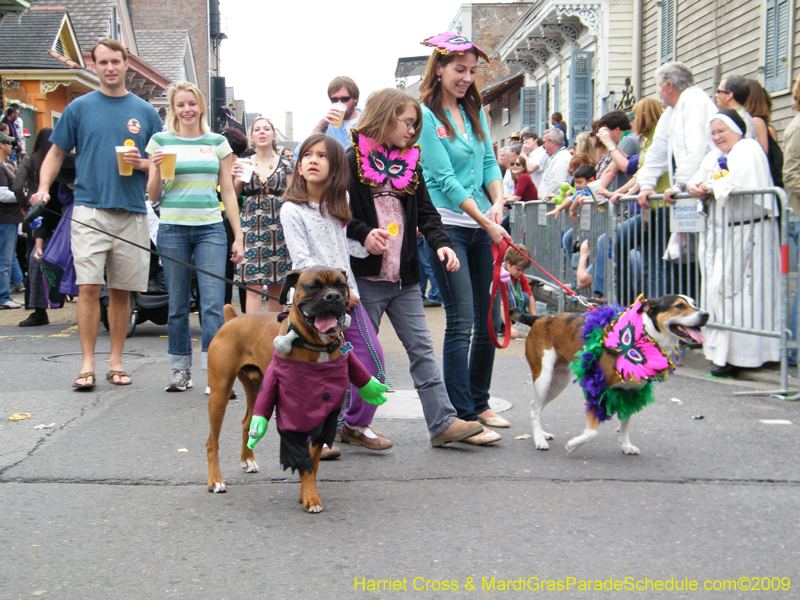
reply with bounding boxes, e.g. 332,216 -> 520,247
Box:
302,495 -> 323,513
534,438 -> 550,450
565,441 -> 575,454
620,443 -> 640,455
209,481 -> 227,493
241,459 -> 259,473
543,430 -> 554,440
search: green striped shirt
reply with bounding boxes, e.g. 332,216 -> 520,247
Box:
146,131 -> 232,225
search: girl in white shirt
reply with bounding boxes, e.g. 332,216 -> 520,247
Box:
281,134 -> 392,453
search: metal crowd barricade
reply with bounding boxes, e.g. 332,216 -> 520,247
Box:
508,199 -> 610,312
608,189 -> 792,397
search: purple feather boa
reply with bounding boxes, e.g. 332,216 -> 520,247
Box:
575,305 -> 623,422
581,304 -> 620,340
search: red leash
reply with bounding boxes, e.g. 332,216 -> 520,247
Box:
488,240 -> 511,349
489,238 -> 589,350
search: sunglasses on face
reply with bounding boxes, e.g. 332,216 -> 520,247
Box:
330,96 -> 351,104
511,161 -> 523,166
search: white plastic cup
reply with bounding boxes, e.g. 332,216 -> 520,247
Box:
236,158 -> 254,183
330,102 -> 346,128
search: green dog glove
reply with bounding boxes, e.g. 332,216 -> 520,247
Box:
358,376 -> 388,406
247,415 -> 269,450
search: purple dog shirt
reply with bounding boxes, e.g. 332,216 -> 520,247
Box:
254,350 -> 372,432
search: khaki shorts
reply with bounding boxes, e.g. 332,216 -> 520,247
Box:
71,205 -> 149,291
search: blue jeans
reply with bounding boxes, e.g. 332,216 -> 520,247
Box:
158,222 -> 227,370
427,225 -> 500,422
417,236 -> 442,303
357,277 -> 458,438
0,223 -> 16,304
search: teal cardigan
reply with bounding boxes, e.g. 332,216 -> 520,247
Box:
419,103 -> 502,215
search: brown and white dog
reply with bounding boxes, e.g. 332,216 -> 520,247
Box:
511,295 -> 708,455
205,266 -> 352,511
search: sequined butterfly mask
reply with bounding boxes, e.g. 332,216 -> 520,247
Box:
352,131 -> 420,194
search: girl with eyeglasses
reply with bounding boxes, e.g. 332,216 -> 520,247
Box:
343,87 -> 483,449
503,155 -> 538,203
416,33 -> 513,444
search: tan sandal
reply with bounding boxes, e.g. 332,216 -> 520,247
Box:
106,370 -> 132,386
73,372 -> 96,389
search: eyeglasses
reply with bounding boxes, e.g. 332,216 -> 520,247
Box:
330,96 -> 351,104
510,161 -> 523,166
398,118 -> 417,131
715,89 -> 731,95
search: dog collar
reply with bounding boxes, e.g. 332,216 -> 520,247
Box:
287,322 -> 344,354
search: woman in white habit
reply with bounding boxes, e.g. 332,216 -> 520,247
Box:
688,108 -> 781,377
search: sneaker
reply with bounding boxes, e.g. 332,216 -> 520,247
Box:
0,300 -> 22,309
19,312 -> 49,327
10,283 -> 24,294
204,384 -> 238,399
423,298 -> 442,308
166,369 -> 193,392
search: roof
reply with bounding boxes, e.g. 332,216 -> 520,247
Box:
480,72 -> 525,105
0,8 -> 74,69
32,0 -> 116,53
135,29 -> 190,83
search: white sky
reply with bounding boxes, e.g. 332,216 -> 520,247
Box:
217,0 -> 509,140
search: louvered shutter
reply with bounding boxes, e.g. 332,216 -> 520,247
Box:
659,0 -> 675,64
764,0 -> 789,92
520,86 -> 538,130
570,51 -> 593,140
539,82 -> 549,136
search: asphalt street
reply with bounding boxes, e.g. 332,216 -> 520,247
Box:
1,299 -> 799,599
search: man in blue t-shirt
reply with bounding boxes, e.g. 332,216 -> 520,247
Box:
30,39 -> 163,390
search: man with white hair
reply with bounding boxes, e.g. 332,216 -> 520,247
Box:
635,61 -> 717,296
538,128 -> 571,198
637,62 -> 717,207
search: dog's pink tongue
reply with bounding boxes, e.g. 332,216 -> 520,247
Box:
686,327 -> 705,344
314,314 -> 338,332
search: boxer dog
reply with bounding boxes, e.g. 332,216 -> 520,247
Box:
205,266 -> 373,512
511,295 -> 708,455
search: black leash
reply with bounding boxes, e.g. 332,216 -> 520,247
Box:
26,201 -> 281,301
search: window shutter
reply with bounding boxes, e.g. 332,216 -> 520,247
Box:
570,51 -> 593,140
553,75 -> 560,112
659,0 -> 675,64
520,86 -> 538,130
765,0 -> 789,92
539,82 -> 549,136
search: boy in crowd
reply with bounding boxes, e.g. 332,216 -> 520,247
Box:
546,163 -> 597,218
502,244 -> 537,340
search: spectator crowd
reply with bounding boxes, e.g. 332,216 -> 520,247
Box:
2,34 -> 799,455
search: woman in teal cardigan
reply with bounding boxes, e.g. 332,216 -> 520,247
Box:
417,32 -> 512,445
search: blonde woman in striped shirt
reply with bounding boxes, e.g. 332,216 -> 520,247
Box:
147,81 -> 243,392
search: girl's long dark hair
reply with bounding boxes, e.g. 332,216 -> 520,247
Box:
419,49 -> 485,142
32,127 -> 53,173
283,133 -> 350,222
